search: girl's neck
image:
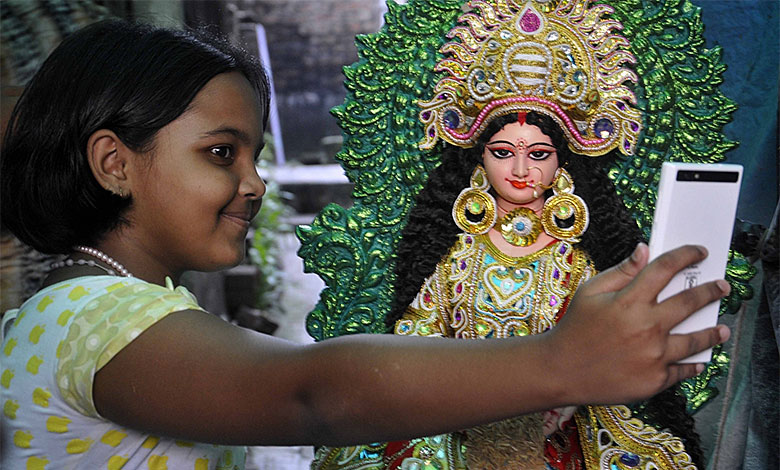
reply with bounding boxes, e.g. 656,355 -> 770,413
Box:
90,232 -> 183,286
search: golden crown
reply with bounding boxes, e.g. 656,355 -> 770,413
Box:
419,0 -> 642,156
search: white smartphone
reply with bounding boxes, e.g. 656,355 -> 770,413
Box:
648,162 -> 743,363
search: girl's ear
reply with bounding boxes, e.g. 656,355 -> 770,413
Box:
87,129 -> 130,197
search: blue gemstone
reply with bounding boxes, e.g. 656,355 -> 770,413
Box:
619,452 -> 640,467
594,118 -> 614,138
515,222 -> 525,231
443,110 -> 460,129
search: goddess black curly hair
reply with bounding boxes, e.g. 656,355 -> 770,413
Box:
389,111 -> 703,466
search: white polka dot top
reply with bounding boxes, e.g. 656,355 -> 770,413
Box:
1,276 -> 245,470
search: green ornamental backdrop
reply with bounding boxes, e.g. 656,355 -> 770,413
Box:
296,0 -> 756,412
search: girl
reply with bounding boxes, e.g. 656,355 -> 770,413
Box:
0,19 -> 728,470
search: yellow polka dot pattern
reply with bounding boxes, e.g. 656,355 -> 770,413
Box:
56,280 -> 203,417
1,276 -> 245,469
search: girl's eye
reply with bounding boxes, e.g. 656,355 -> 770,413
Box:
210,145 -> 233,161
528,149 -> 553,161
488,147 -> 514,159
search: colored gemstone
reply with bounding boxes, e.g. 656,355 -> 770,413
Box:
556,176 -> 571,192
475,70 -> 486,81
619,452 -> 640,467
443,110 -> 460,129
456,283 -> 463,293
616,101 -> 626,110
520,9 -> 541,32
429,128 -> 435,137
553,268 -> 560,279
514,221 -> 526,231
624,139 -> 632,151
422,111 -> 431,120
630,122 -> 640,132
455,311 -> 463,322
460,260 -> 467,270
466,236 -> 473,244
423,293 -> 432,304
550,295 -> 558,307
594,118 -> 614,138
559,245 -> 567,254
469,200 -> 483,214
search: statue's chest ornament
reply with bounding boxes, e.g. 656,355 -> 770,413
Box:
448,239 -> 587,339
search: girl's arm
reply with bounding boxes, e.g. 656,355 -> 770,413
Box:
93,244 -> 729,446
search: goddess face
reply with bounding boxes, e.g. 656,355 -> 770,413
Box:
482,121 -> 558,209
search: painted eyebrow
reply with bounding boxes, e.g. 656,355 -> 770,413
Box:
486,140 -> 556,148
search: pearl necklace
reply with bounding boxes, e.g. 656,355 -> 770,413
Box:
66,245 -> 132,277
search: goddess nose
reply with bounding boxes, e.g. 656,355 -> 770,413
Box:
512,155 -> 529,177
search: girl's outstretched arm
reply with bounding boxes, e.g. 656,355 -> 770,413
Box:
93,244 -> 729,446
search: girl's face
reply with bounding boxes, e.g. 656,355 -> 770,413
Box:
482,121 -> 558,209
125,72 -> 266,276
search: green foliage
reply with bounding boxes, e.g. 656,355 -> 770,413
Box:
249,134 -> 292,313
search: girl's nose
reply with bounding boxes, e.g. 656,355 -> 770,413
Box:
240,162 -> 266,200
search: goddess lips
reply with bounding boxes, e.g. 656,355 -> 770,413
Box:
508,179 -> 531,189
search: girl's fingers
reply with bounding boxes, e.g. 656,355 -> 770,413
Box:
582,242 -> 648,295
619,245 -> 710,303
664,363 -> 706,387
657,280 -> 730,331
665,325 -> 730,365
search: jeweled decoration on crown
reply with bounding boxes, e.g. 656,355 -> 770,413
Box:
420,0 -> 642,156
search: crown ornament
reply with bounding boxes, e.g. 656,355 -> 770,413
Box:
419,0 -> 642,156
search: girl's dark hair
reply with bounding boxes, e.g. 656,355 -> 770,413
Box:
0,19 -> 270,254
390,111 -> 703,466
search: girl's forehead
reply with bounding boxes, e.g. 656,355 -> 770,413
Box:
174,72 -> 264,140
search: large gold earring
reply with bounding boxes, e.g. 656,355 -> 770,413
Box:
540,168 -> 589,243
452,165 -> 497,235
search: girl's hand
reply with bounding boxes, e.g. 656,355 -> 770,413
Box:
548,243 -> 730,405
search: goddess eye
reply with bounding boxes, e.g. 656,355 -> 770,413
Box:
528,149 -> 554,160
209,145 -> 234,161
488,147 -> 514,159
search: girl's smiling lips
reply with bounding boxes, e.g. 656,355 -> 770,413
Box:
221,209 -> 254,228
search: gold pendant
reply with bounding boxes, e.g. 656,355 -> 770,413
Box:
498,207 -> 542,247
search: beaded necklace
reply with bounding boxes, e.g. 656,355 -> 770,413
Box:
50,245 -> 132,277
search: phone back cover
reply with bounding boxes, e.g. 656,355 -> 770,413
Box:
648,162 -> 742,362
